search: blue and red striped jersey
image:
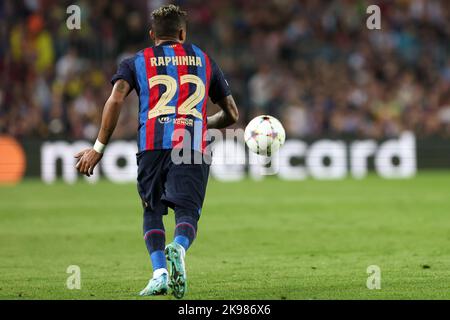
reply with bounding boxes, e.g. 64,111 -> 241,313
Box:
111,41 -> 231,153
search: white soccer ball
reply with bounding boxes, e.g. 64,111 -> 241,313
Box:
244,115 -> 286,156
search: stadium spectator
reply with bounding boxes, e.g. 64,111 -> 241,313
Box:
0,0 -> 449,140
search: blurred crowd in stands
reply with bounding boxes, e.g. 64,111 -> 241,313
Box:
1,0 -> 449,141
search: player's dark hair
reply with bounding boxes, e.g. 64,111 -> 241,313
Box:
151,5 -> 187,38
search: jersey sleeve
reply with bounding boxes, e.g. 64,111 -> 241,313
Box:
111,57 -> 136,90
208,57 -> 231,104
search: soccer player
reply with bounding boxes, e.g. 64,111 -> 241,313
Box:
74,5 -> 238,298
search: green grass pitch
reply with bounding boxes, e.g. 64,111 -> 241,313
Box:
1,172 -> 450,299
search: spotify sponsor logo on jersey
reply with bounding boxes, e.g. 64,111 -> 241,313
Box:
39,132 -> 416,183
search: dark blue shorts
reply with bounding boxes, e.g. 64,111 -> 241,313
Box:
137,150 -> 210,215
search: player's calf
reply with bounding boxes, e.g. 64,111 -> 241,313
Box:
143,209 -> 167,271
165,207 -> 199,299
173,207 -> 198,251
140,207 -> 170,296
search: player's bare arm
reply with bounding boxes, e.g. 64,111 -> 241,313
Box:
74,79 -> 131,177
207,95 -> 239,129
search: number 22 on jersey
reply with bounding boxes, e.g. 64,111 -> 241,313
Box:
148,74 -> 205,120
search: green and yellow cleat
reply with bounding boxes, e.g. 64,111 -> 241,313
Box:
139,272 -> 169,296
165,242 -> 187,299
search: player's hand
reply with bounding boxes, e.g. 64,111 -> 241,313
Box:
74,148 -> 103,177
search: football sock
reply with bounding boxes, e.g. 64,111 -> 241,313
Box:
174,207 -> 198,251
143,209 -> 167,271
149,250 -> 166,271
153,267 -> 168,278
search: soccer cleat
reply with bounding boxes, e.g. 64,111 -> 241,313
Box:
165,242 -> 187,299
139,272 -> 169,296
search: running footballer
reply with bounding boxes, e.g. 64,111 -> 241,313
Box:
74,5 -> 239,299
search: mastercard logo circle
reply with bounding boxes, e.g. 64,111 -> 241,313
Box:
0,136 -> 26,184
